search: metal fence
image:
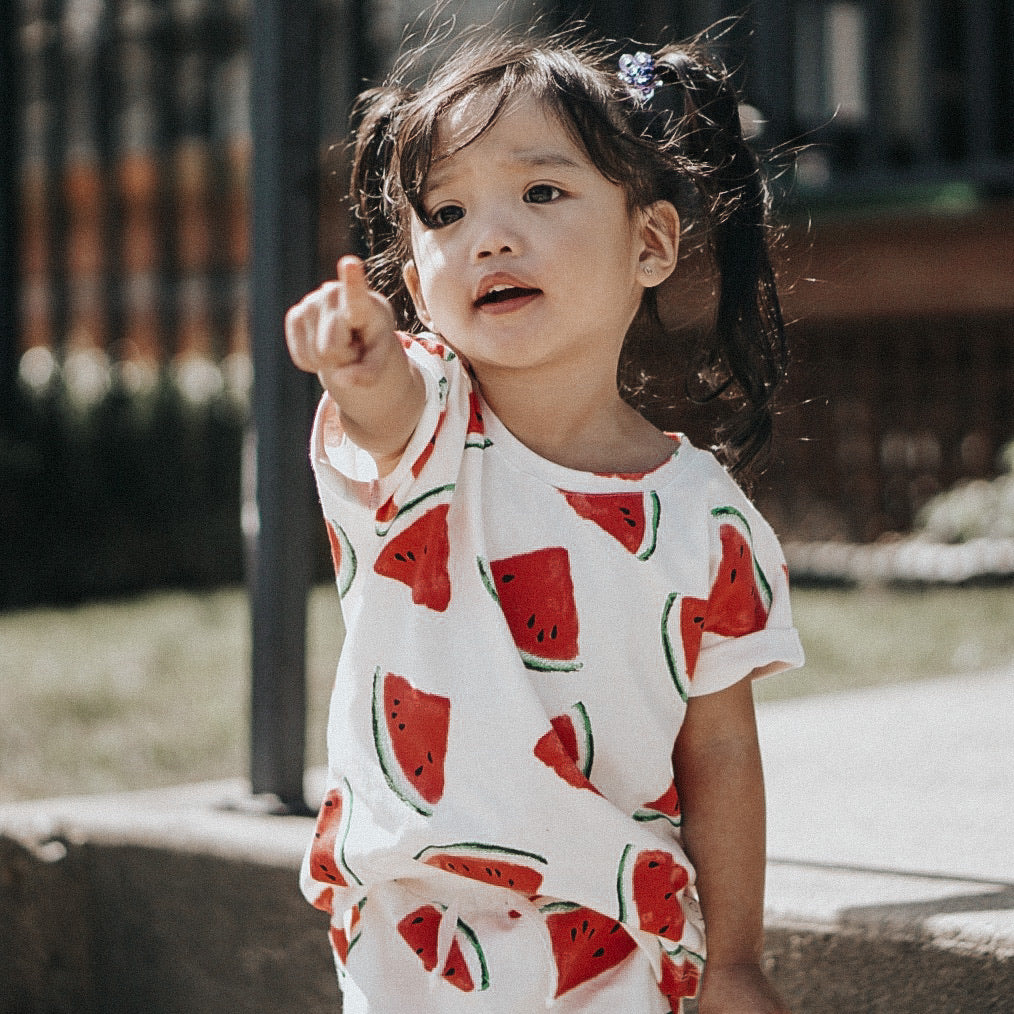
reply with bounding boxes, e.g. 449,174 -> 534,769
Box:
4,0 -> 1014,512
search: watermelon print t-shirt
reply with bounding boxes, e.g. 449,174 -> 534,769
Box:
301,334 -> 804,1013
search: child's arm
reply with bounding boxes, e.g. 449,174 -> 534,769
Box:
285,255 -> 425,476
672,677 -> 791,1014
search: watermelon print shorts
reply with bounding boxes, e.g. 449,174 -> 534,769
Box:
333,886 -> 690,1014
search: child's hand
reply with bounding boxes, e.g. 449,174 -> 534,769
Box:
696,961 -> 790,1014
285,255 -> 398,393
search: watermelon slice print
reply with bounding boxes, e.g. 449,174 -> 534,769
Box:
633,779 -> 682,828
466,391 -> 493,449
541,901 -> 637,997
372,669 -> 450,816
617,844 -> 689,943
478,547 -> 582,671
374,502 -> 452,611
411,333 -> 457,361
374,482 -> 455,536
561,490 -> 661,560
706,506 -> 772,637
308,779 -> 362,890
409,410 -> 446,478
659,945 -> 704,1002
329,899 -> 365,967
414,841 -> 547,895
397,903 -> 489,992
661,507 -> 773,693
534,702 -> 600,793
324,520 -> 357,597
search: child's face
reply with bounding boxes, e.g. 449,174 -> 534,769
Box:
403,93 -> 675,386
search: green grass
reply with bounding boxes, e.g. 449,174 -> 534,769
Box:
2,584 -> 1012,802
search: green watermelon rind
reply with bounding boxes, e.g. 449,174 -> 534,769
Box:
660,592 -> 689,703
663,943 -> 705,967
710,505 -> 773,608
478,557 -> 585,673
326,520 -> 357,598
538,900 -> 583,915
375,483 -> 456,537
414,841 -> 549,866
519,649 -> 584,673
476,556 -> 500,604
638,491 -> 662,561
332,777 -> 364,886
632,805 -> 682,829
454,914 -> 491,991
371,667 -> 440,818
616,842 -> 636,923
568,701 -> 594,779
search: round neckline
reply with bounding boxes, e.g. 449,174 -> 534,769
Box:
479,394 -> 686,492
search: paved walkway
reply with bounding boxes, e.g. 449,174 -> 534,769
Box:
756,667 -> 1014,961
757,668 -> 1013,883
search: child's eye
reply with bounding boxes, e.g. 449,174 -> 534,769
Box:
524,184 -> 561,204
427,204 -> 464,228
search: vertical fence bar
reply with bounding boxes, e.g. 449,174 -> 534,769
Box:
0,0 -> 20,411
248,0 -> 322,812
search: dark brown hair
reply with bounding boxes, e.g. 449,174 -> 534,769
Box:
347,26 -> 787,475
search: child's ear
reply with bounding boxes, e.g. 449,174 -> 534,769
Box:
403,261 -> 436,330
638,200 -> 680,286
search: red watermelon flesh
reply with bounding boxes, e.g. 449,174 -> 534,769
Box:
680,595 -> 707,680
543,902 -> 637,997
308,784 -> 359,889
466,391 -> 493,448
618,846 -> 689,943
633,779 -> 682,827
534,704 -> 600,794
561,490 -> 661,560
705,523 -> 769,637
485,547 -> 582,671
311,886 -> 334,916
373,503 -> 451,612
372,669 -> 450,816
329,901 -> 363,966
414,842 -> 547,895
659,947 -> 703,1001
397,904 -> 488,992
410,409 -> 446,478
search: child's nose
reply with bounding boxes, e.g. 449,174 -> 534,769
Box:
473,213 -> 519,260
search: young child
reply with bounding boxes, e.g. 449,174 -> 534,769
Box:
286,26 -> 803,1014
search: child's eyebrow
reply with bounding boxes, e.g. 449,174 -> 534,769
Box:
425,148 -> 586,192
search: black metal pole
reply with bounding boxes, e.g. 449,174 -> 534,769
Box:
248,2 -> 322,812
0,0 -> 20,416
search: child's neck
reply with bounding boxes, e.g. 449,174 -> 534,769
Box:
477,367 -> 675,475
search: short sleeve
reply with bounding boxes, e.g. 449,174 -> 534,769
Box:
686,457 -> 804,696
309,333 -> 473,527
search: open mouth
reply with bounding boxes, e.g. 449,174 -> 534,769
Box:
475,284 -> 542,308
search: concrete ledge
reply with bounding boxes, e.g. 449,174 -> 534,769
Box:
0,781 -> 336,1014
3,781 -> 1012,1013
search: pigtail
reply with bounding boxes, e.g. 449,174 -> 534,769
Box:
348,86 -> 415,326
653,48 -> 788,477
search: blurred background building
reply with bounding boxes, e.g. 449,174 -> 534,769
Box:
2,0 -> 1012,606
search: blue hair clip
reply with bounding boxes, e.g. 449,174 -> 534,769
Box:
618,51 -> 660,103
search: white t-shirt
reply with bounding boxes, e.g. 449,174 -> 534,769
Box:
301,334 -> 804,1010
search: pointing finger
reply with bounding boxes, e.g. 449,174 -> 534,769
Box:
338,255 -> 370,331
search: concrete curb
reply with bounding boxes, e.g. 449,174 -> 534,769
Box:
2,779 -> 1011,1013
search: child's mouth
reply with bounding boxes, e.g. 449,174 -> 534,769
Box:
475,285 -> 542,309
